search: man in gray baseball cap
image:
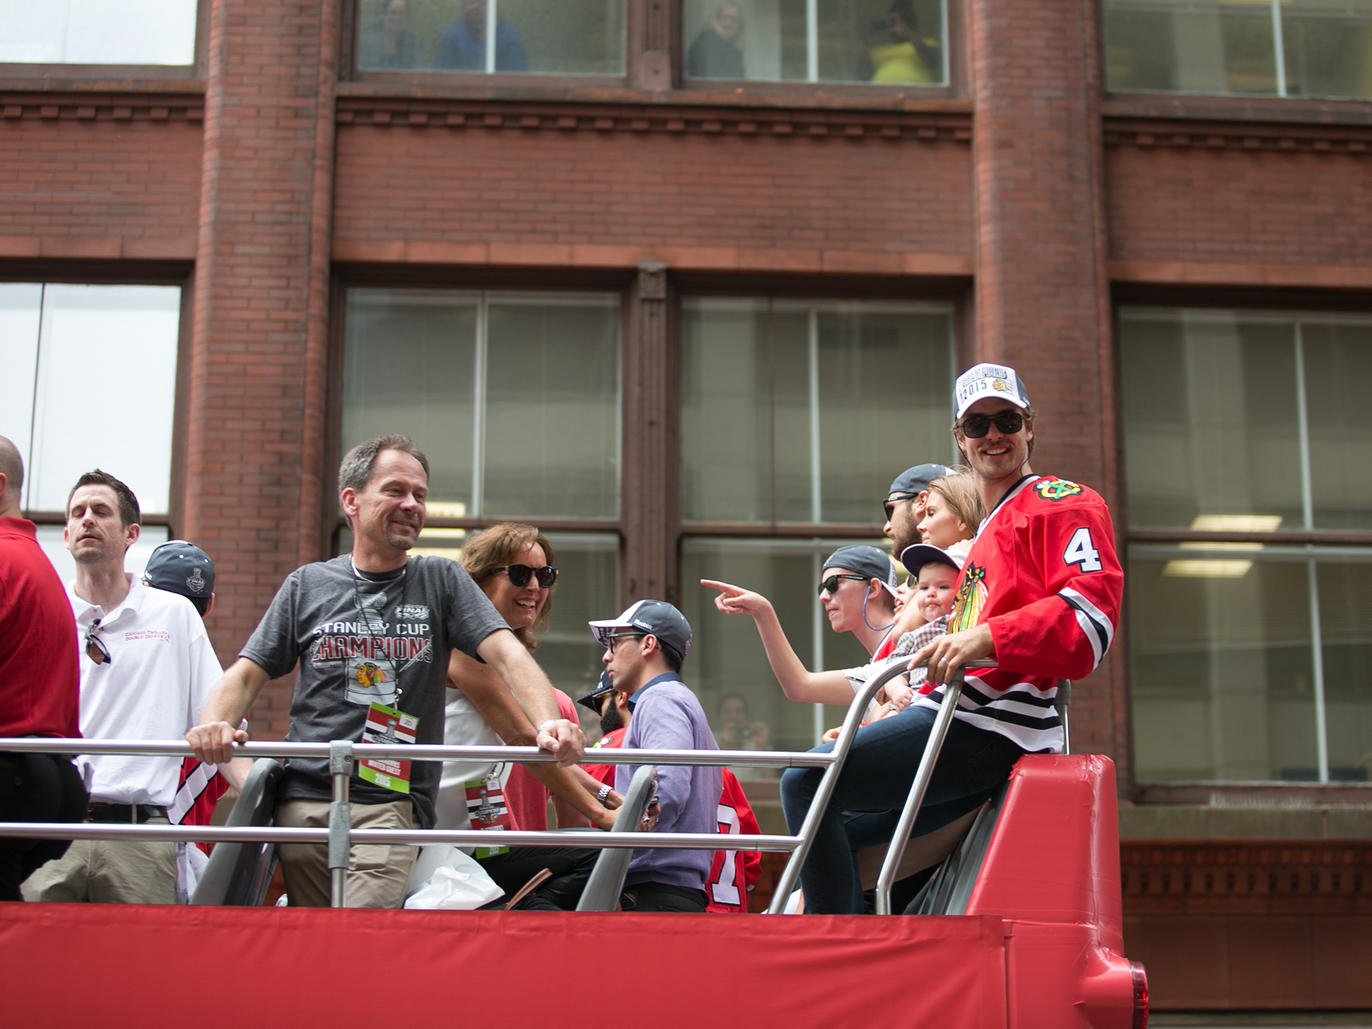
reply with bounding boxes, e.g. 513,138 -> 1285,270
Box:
142,540 -> 216,617
882,462 -> 954,555
589,598 -> 720,911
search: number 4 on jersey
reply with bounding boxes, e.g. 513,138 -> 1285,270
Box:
1063,526 -> 1102,573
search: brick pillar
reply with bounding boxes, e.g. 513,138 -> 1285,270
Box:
621,261 -> 678,606
967,0 -> 1128,771
186,0 -> 338,733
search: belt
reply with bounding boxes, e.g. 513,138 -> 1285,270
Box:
86,802 -> 165,823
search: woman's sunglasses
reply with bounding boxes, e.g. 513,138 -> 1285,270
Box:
492,564 -> 558,589
957,409 -> 1026,438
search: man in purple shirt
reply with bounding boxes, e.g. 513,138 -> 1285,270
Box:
590,600 -> 721,912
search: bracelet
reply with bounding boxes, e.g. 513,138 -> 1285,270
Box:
537,719 -> 558,733
596,783 -> 612,803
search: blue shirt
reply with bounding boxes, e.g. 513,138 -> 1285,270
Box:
434,18 -> 527,71
616,674 -> 722,891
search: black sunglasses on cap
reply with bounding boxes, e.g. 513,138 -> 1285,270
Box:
957,409 -> 1026,438
491,564 -> 558,589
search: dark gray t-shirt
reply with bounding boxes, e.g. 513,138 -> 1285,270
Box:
241,554 -> 509,827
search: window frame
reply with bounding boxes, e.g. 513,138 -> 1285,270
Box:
2,265 -> 194,578
1100,0 -> 1372,104
326,268 -> 635,556
0,0 -> 208,84
1117,300 -> 1372,793
340,0 -> 965,103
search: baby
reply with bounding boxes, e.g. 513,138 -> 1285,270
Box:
823,544 -> 962,739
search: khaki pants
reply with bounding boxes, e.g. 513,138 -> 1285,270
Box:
275,797 -> 417,908
21,817 -> 177,904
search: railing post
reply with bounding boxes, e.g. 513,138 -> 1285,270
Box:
329,740 -> 353,908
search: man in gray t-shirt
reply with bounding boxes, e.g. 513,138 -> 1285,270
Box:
188,435 -> 584,907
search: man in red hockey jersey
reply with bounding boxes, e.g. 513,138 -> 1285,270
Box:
780,361 -> 1123,913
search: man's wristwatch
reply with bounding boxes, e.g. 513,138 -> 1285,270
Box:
596,783 -> 612,802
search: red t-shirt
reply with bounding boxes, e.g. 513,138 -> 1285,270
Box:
0,517 -> 80,738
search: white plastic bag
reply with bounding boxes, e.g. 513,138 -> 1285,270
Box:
404,843 -> 503,910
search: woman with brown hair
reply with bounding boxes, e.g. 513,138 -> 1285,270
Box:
424,523 -> 616,909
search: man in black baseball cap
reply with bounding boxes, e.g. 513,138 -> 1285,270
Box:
588,599 -> 720,911
882,462 -> 954,555
142,540 -> 216,617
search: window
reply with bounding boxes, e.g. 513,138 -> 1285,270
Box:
2,282 -> 181,578
340,286 -> 623,702
0,0 -> 195,66
681,297 -> 956,765
683,0 -> 948,85
1104,0 -> 1372,100
1120,308 -> 1372,783
342,288 -> 620,519
354,0 -> 625,75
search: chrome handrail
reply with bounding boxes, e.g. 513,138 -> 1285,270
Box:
1,660 -> 989,912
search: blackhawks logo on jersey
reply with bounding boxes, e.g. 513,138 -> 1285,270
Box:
948,562 -> 987,634
1034,478 -> 1083,502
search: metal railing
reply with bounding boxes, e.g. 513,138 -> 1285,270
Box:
0,660 -> 989,913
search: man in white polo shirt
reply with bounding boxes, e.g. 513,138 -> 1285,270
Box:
23,470 -> 224,904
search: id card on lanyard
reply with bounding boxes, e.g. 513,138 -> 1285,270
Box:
464,765 -> 512,858
359,702 -> 418,794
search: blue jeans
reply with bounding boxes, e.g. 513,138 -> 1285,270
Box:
780,705 -> 1026,914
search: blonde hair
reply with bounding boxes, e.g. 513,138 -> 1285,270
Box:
927,470 -> 984,540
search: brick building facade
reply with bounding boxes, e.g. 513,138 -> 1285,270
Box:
4,0 -> 1369,1012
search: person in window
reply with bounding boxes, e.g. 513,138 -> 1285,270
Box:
358,0 -> 421,70
686,2 -> 745,80
435,0 -> 527,72
864,0 -> 938,84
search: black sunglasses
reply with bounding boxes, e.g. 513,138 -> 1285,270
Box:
882,491 -> 921,521
85,621 -> 112,665
957,409 -> 1026,438
492,564 -> 558,589
818,573 -> 867,597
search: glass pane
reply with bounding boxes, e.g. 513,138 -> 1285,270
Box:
0,283 -> 41,503
681,298 -> 774,522
1301,320 -> 1372,530
342,289 -> 478,513
1318,557 -> 1372,781
771,308 -> 817,520
682,298 -> 954,524
1120,310 -> 1303,531
683,0 -> 944,85
411,0 -> 624,75
1104,0 -> 1278,96
682,538 -> 875,776
1281,0 -> 1372,100
482,294 -> 619,518
0,0 -> 195,65
356,0 -> 427,70
28,285 -> 181,515
1129,549 -> 1318,781
814,305 -> 952,523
